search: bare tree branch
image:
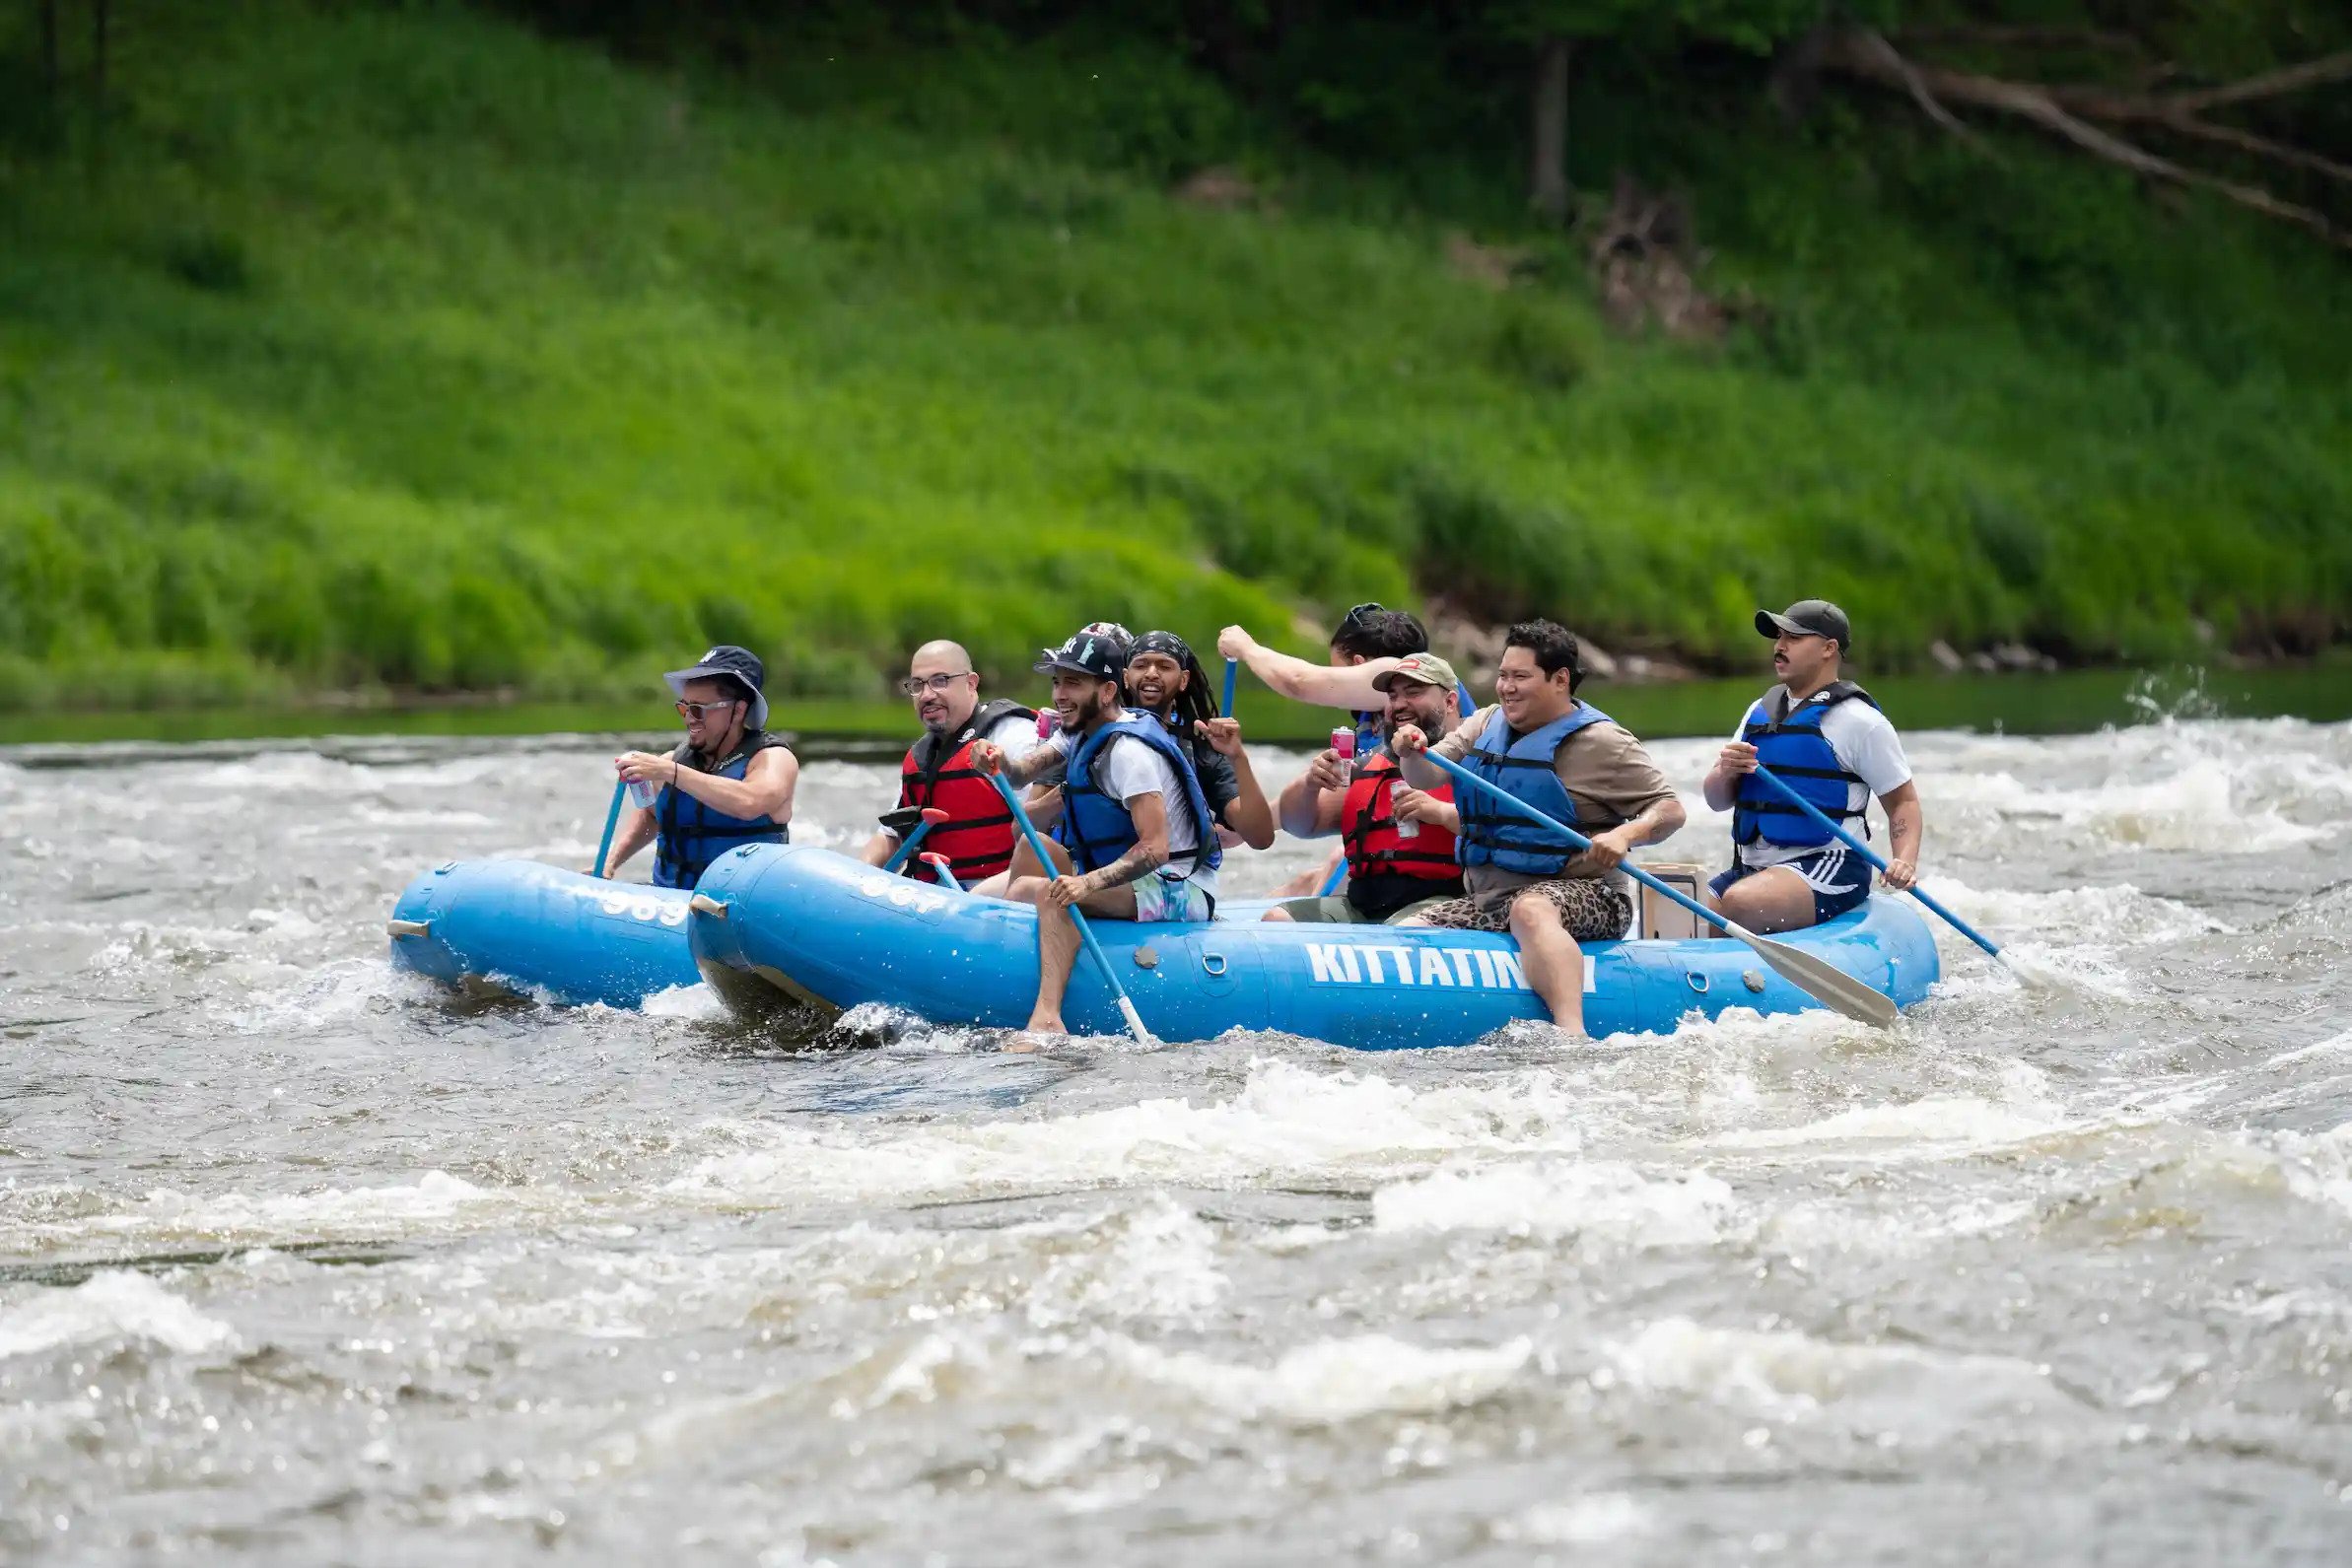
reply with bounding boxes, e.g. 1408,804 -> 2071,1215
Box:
1821,31 -> 2349,250
2166,50 -> 2352,113
1852,28 -> 1978,143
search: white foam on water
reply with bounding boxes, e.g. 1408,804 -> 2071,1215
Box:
2274,1123 -> 2352,1219
639,983 -> 722,1020
1025,1195 -> 1228,1328
1372,1160 -> 1735,1250
1926,878 -> 2227,946
1608,1317 -> 2073,1434
76,1171 -> 503,1245
1698,1096 -> 2065,1157
1116,1331 -> 1532,1424
2268,1030 -> 2352,1069
0,1271 -> 237,1359
668,1058 -> 1588,1204
1490,1493 -> 1651,1545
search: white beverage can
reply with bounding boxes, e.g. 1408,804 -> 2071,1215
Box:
1390,778 -> 1419,838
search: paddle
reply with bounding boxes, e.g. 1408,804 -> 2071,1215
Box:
1221,656 -> 1238,716
591,779 -> 626,880
881,806 -> 953,873
1418,749 -> 1898,1029
916,851 -> 961,890
1748,763 -> 2005,962
1318,853 -> 1348,898
989,775 -> 1155,1046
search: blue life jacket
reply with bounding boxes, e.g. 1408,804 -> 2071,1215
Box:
653,732 -> 791,889
1455,703 -> 1615,876
1054,715 -> 1224,879
1731,681 -> 1878,848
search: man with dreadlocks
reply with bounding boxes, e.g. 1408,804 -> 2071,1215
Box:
1123,631 -> 1277,852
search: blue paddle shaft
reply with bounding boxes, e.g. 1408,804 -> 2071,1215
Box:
880,816 -> 936,873
1420,751 -> 1731,935
1221,657 -> 1238,716
1318,854 -> 1348,897
592,779 -> 627,880
989,774 -> 1150,1040
1748,763 -> 2001,958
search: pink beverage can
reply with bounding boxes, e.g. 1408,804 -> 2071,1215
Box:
1390,778 -> 1419,838
1330,726 -> 1355,784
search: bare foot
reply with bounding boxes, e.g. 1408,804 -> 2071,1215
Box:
1006,1015 -> 1069,1054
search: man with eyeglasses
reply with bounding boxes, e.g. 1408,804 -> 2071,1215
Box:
1391,620 -> 1685,1040
858,641 -> 1040,883
602,645 -> 797,889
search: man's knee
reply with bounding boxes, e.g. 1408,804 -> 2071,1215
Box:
1007,875 -> 1050,905
1260,907 -> 1293,922
1509,894 -> 1564,935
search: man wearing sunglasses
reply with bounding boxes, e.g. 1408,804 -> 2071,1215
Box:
601,645 -> 797,889
1218,603 -> 1474,748
859,641 -> 1040,883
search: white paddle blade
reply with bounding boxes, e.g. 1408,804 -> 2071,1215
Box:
1725,920 -> 1901,1029
1116,995 -> 1156,1047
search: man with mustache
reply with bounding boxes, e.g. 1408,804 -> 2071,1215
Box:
1264,651 -> 1467,924
859,640 -> 1039,884
1702,600 -> 1920,931
602,645 -> 797,889
1123,631 -> 1276,852
971,629 -> 1223,1038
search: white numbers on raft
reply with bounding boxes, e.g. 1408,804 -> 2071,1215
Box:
597,893 -> 688,927
854,875 -> 951,917
1304,944 -> 1595,994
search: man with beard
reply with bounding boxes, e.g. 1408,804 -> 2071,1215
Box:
1264,651 -> 1467,923
1701,600 -> 1920,931
602,645 -> 798,889
858,640 -> 1038,883
971,629 -> 1223,1038
1123,631 -> 1276,852
1392,621 -> 1684,1040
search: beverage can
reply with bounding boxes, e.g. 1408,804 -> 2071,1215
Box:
1329,726 -> 1355,784
626,777 -> 659,811
1390,778 -> 1419,838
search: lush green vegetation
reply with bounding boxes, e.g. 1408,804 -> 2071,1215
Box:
2,0 -> 2347,715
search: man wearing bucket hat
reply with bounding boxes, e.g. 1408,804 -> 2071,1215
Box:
970,627 -> 1223,1037
601,645 -> 798,889
1701,600 -> 1921,932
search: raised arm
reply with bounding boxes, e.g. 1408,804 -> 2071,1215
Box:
1217,626 -> 1395,711
1198,717 -> 1277,850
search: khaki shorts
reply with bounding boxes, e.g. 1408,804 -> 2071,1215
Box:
1274,894 -> 1454,925
1413,879 -> 1631,942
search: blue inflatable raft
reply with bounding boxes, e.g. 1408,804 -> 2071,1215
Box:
388,860 -> 701,1007
687,843 -> 1940,1049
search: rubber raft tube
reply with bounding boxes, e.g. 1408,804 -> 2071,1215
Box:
689,843 -> 1940,1049
388,859 -> 700,1007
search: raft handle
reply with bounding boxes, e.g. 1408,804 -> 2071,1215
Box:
1684,971 -> 1709,994
387,919 -> 432,939
1202,952 -> 1228,977
689,894 -> 728,920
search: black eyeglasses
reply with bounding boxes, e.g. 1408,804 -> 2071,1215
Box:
899,672 -> 975,696
1342,601 -> 1384,632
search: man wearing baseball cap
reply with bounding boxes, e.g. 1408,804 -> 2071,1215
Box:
971,628 -> 1224,1038
1701,600 -> 1921,931
601,645 -> 798,889
1265,651 -> 1467,924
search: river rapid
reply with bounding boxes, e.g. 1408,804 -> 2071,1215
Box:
4,715 -> 2351,1564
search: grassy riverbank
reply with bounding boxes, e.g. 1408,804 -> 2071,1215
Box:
4,2 -> 2348,715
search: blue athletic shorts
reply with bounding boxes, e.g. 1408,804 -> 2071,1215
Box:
1709,846 -> 1871,925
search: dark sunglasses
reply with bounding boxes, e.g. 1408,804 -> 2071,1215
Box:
1342,601 -> 1384,633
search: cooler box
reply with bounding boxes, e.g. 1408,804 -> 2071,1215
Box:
1634,861 -> 1707,940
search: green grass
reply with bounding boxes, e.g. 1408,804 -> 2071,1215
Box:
1,1 -> 2347,716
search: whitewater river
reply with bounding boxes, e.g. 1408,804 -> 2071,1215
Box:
4,715 -> 2351,1564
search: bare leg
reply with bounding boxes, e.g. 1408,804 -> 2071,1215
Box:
1710,867 -> 1817,934
1508,893 -> 1587,1038
972,836 -> 1072,900
1260,906 -> 1293,922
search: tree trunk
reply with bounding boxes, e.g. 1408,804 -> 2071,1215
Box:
38,0 -> 59,95
1529,34 -> 1572,222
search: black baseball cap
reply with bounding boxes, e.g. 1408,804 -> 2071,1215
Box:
663,644 -> 769,728
1756,600 -> 1852,652
1033,628 -> 1130,681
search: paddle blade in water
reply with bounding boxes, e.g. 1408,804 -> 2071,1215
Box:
1730,920 -> 1900,1028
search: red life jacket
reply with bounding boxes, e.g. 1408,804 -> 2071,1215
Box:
1342,752 -> 1461,883
898,699 -> 1036,881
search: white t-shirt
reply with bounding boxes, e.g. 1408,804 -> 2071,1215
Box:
882,712 -> 1039,841
1043,712 -> 1219,901
1734,690 -> 1912,869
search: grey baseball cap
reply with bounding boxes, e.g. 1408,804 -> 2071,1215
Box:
1756,600 -> 1852,651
